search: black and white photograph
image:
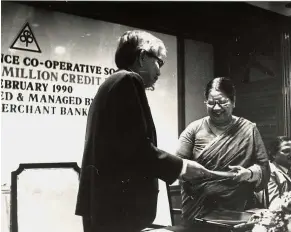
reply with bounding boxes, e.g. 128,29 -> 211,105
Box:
1,1 -> 291,232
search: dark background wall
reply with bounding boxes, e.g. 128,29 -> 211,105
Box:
16,2 -> 290,44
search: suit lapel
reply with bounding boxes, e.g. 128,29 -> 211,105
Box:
274,163 -> 291,184
140,89 -> 157,146
281,171 -> 291,183
132,74 -> 157,146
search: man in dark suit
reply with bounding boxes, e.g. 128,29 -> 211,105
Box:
75,30 -> 211,232
267,136 -> 291,210
255,136 -> 291,209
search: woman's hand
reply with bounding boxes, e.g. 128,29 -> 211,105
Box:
228,165 -> 252,182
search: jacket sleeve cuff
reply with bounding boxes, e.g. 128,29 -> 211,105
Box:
179,160 -> 187,179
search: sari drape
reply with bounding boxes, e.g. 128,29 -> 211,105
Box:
180,117 -> 265,220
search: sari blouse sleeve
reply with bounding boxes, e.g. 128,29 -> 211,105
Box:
251,124 -> 271,192
176,121 -> 199,159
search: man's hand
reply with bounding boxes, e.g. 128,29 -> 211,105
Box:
181,160 -> 212,181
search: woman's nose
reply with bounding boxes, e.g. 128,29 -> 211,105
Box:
212,103 -> 222,110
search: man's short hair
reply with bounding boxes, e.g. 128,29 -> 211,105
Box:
115,30 -> 167,69
269,136 -> 291,161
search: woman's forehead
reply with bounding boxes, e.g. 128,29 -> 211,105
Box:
208,90 -> 227,99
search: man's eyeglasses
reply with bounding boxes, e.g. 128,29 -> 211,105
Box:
146,52 -> 165,68
204,98 -> 230,108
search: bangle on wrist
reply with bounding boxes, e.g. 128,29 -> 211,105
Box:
246,169 -> 253,181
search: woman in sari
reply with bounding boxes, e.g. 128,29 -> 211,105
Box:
176,77 -> 270,222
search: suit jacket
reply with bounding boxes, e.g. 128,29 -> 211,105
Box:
268,162 -> 291,209
255,162 -> 291,209
75,70 -> 183,230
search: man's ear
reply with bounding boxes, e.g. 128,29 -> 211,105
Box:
138,50 -> 146,67
233,96 -> 236,108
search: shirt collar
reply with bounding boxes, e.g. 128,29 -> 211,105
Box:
125,68 -> 145,86
273,161 -> 289,174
